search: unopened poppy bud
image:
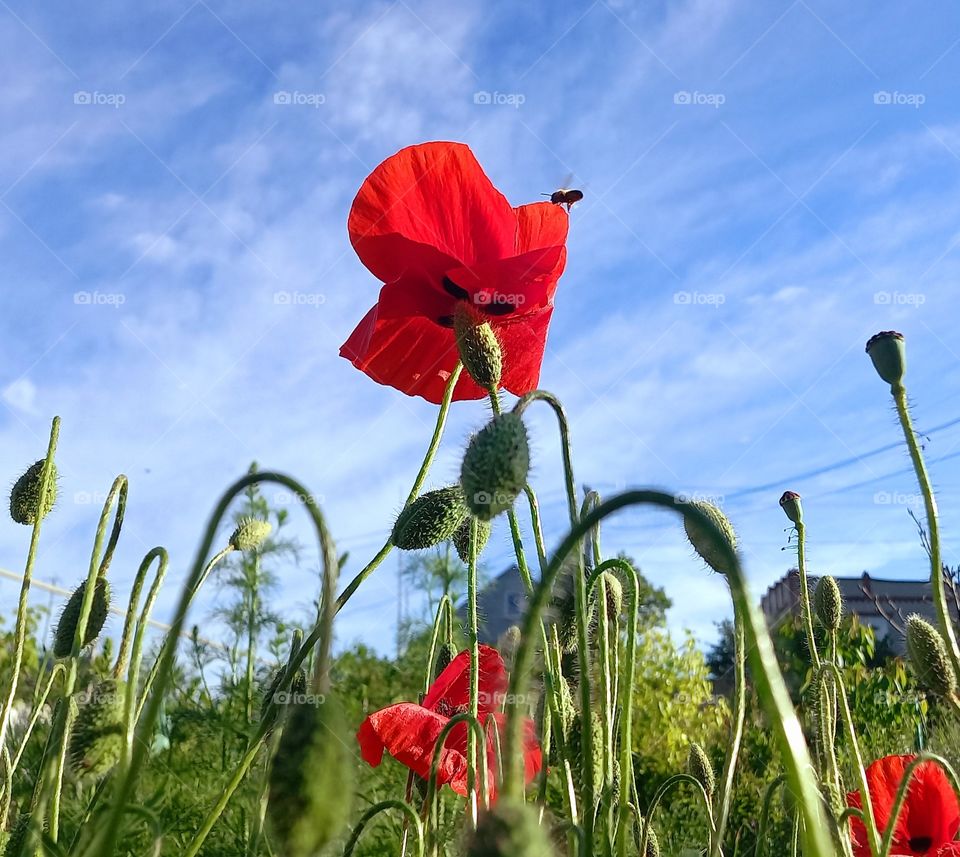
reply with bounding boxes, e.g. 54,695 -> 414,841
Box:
453,516 -> 492,564
54,578 -> 110,658
598,571 -> 623,621
814,576 -> 843,630
391,486 -> 467,550
906,615 -> 957,697
454,303 -> 502,391
2,813 -> 32,857
466,799 -> 552,857
779,490 -> 803,525
866,330 -> 906,387
499,625 -> 522,663
434,641 -> 458,679
70,678 -> 124,777
683,501 -> 737,576
687,743 -> 715,797
570,710 -> 604,806
268,697 -> 353,857
10,459 -> 57,526
461,413 -> 529,521
230,517 -> 272,552
645,825 -> 661,857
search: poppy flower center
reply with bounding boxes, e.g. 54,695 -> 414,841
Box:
909,836 -> 933,852
438,275 -> 518,324
433,698 -> 468,718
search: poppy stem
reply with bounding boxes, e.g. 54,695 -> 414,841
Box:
467,517 -> 480,826
794,520 -> 822,670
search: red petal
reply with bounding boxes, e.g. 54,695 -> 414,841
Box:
357,703 -> 465,786
348,142 -> 515,285
938,845 -> 960,856
444,246 -> 564,315
424,645 -> 507,717
496,307 -> 553,397
514,202 -> 568,261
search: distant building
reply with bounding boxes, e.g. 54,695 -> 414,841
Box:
464,565 -> 529,644
761,569 -> 960,648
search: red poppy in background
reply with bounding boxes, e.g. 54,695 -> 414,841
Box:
356,645 -> 541,801
340,141 -> 569,403
847,755 -> 960,857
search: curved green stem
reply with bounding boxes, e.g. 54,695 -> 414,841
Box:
712,612 -> 746,857
424,595 -> 453,694
8,662 -> 65,778
639,774 -> 714,856
891,383 -> 960,678
756,775 -> 786,857
795,521 -> 821,670
504,491 -> 835,857
467,518 -> 480,825
343,800 -> 425,857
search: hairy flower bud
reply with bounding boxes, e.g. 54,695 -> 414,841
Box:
268,697 -> 353,857
70,678 -> 125,777
645,825 -> 661,857
460,413 -> 529,521
466,799 -> 552,857
54,578 -> 110,658
906,615 -> 957,697
2,813 -> 33,857
10,459 -> 57,526
230,517 -> 272,552
454,303 -> 502,391
814,576 -> 843,631
683,501 -> 737,575
779,490 -> 803,525
453,516 -> 492,564
687,743 -> 715,797
598,571 -> 623,622
866,330 -> 906,386
391,486 -> 468,550
434,641 -> 458,679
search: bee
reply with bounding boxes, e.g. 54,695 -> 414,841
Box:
543,188 -> 584,211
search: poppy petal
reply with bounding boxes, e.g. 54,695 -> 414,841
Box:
348,142 -> 515,284
496,307 -> 554,397
357,702 -> 466,786
424,645 -> 507,717
514,202 -> 569,262
444,246 -> 565,315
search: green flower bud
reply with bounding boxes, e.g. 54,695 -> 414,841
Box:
779,490 -> 803,525
645,824 -> 661,857
454,303 -> 502,391
461,413 -> 529,521
230,517 -> 272,552
453,516 -> 492,564
70,679 -> 125,777
570,710 -> 604,808
814,575 -> 843,631
906,615 -> 957,697
391,486 -> 468,550
10,459 -> 57,526
466,799 -> 552,857
54,578 -> 110,658
268,697 -> 353,857
866,330 -> 906,386
687,743 -> 715,797
434,641 -> 458,680
598,571 -> 623,622
683,501 -> 737,575
2,813 -> 33,857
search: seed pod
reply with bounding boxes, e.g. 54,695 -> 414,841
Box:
230,517 -> 272,552
268,697 -> 353,857
461,413 -> 529,521
683,501 -> 737,576
687,743 -> 715,798
392,486 -> 468,551
260,666 -> 308,725
610,757 -> 621,806
598,571 -> 623,622
434,641 -> 458,680
70,679 -> 125,777
466,799 -> 552,857
2,813 -> 33,857
10,459 -> 57,526
54,578 -> 110,658
453,516 -> 492,564
779,490 -> 803,525
906,615 -> 957,697
645,824 -> 661,857
814,576 -> 843,631
454,303 -> 502,391
570,710 -> 604,809
866,330 -> 906,386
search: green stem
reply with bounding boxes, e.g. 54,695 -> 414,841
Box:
503,491 -> 835,857
891,383 -> 960,677
343,800 -> 425,857
795,521 -> 822,670
755,776 -> 786,857
0,417 -> 60,757
467,518 -> 480,824
639,774 -> 714,855
712,613 -> 746,857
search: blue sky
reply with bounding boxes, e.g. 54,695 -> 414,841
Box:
2,0 -> 960,658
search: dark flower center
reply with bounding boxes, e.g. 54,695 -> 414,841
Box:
438,275 -> 518,324
908,837 -> 933,853
441,276 -> 469,301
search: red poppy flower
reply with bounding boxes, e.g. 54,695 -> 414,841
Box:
847,755 -> 960,857
340,141 -> 569,403
356,644 -> 541,801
